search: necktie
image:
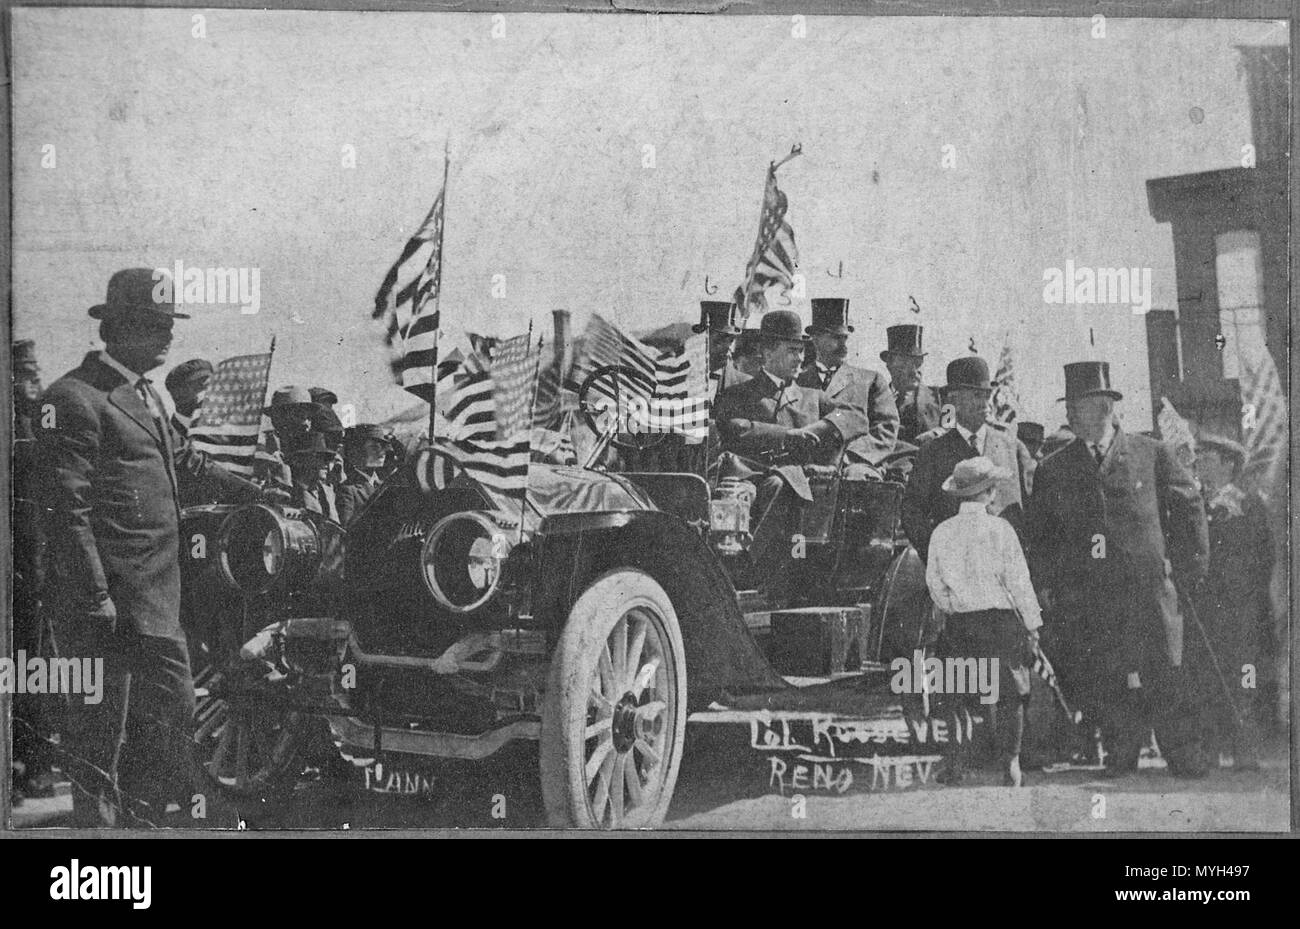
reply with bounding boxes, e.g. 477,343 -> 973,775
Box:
968,432 -> 980,456
821,366 -> 835,390
1093,443 -> 1106,468
136,378 -> 167,439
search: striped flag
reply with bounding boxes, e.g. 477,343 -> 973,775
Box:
1237,343 -> 1287,504
188,352 -> 274,477
733,162 -> 799,321
577,316 -> 710,439
990,339 -> 1020,428
426,333 -> 536,497
373,187 -> 446,400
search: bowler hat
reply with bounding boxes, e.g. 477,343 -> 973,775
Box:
12,340 -> 39,376
807,298 -> 853,336
1059,361 -> 1123,402
693,300 -> 742,336
1196,433 -> 1246,468
945,356 -> 993,392
89,268 -> 190,321
165,358 -> 214,394
880,325 -> 926,361
757,310 -> 810,343
942,456 -> 1011,497
265,385 -> 319,415
284,431 -> 336,460
310,387 -> 339,406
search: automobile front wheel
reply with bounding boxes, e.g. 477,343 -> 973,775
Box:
540,569 -> 687,829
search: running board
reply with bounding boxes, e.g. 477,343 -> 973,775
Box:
325,716 -> 540,761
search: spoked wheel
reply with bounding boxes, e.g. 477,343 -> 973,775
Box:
541,569 -> 687,829
192,664 -> 309,802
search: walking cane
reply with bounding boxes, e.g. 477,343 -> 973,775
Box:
1178,587 -> 1249,746
996,576 -> 1082,727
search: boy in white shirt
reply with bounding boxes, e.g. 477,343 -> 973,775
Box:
926,457 -> 1043,786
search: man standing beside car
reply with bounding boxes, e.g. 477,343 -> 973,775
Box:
38,268 -> 261,827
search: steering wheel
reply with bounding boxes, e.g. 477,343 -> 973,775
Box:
575,364 -> 667,452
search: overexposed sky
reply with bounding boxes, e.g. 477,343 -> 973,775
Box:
11,11 -> 1286,425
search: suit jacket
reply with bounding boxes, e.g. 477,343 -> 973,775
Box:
38,352 -> 260,640
1025,430 -> 1208,664
796,364 -> 899,466
901,423 -> 1031,562
893,383 -> 943,446
336,468 -> 382,526
714,371 -> 870,465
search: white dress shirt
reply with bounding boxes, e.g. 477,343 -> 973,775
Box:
925,501 -> 1042,630
1088,419 -> 1117,465
100,350 -> 166,422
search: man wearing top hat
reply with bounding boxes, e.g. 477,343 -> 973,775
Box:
795,298 -> 899,474
37,268 -> 263,826
714,309 -> 870,598
901,355 -> 1033,564
1189,433 -> 1273,770
1025,362 -> 1208,778
695,299 -> 750,401
881,324 -> 942,446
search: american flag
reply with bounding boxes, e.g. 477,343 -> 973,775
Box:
373,186 -> 446,401
424,333 -> 536,497
1237,343 -> 1287,505
576,316 -> 710,438
188,352 -> 274,477
733,161 -> 800,321
990,339 -> 1020,429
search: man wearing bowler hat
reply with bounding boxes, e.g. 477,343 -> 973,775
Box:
1025,361 -> 1208,778
881,324 -> 942,445
795,298 -> 898,474
902,355 -> 1033,563
37,268 -> 262,826
714,309 -> 869,599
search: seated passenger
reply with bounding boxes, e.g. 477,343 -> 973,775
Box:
713,309 -> 869,600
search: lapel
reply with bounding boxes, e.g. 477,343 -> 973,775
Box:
824,366 -> 850,399
100,359 -> 179,498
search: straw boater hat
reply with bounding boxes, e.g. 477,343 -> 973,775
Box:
264,385 -> 319,416
942,456 -> 1010,497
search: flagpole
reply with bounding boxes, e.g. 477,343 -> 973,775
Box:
428,141 -> 451,445
737,144 -> 802,321
520,319 -> 541,545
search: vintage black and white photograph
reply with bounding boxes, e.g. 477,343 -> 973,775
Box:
4,6 -> 1292,834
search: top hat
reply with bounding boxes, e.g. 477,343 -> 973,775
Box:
265,385 -> 319,415
1059,361 -> 1123,402
284,431 -> 336,460
880,324 -> 926,361
942,456 -> 1011,497
1016,421 -> 1045,446
1195,433 -> 1247,468
346,423 -> 388,444
89,268 -> 190,321
693,300 -> 742,336
756,310 -> 811,343
945,356 -> 993,392
310,387 -> 339,406
165,358 -> 214,394
12,340 -> 39,377
807,298 -> 853,336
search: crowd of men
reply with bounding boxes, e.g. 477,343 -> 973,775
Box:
8,269 -> 1281,820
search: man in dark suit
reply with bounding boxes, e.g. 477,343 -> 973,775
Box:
796,298 -> 899,475
881,325 -> 942,445
38,268 -> 262,826
336,423 -> 390,525
714,309 -> 869,600
901,356 -> 1033,563
1025,362 -> 1209,778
